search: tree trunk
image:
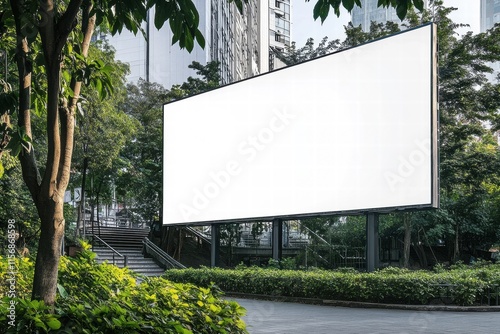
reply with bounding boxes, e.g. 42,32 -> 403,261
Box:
31,51 -> 67,305
453,224 -> 460,262
76,156 -> 89,239
403,213 -> 412,268
412,243 -> 428,269
32,198 -> 65,303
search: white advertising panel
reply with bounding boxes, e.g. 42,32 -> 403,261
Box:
163,24 -> 438,225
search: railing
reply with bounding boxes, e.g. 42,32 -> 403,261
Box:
91,234 -> 128,267
143,237 -> 186,269
482,284 -> 500,306
185,226 -> 211,245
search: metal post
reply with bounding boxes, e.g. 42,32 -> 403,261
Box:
366,213 -> 379,272
211,224 -> 220,268
272,218 -> 283,261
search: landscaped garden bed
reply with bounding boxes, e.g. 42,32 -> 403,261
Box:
163,263 -> 500,306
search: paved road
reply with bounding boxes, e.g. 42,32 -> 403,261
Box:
233,298 -> 499,334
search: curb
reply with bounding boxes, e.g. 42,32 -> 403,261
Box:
226,292 -> 500,312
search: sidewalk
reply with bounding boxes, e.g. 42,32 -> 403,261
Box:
233,297 -> 500,334
227,292 -> 500,312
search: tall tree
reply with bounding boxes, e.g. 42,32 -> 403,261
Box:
72,41 -> 136,233
118,79 -> 169,226
0,0 -> 207,306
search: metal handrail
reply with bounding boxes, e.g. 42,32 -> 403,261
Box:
92,234 -> 128,267
299,224 -> 330,246
185,226 -> 211,245
143,237 -> 186,269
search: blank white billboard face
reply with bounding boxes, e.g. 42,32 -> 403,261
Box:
163,24 -> 438,225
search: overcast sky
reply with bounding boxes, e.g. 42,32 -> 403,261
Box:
292,0 -> 481,47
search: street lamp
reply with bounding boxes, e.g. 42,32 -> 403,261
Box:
0,50 -> 7,81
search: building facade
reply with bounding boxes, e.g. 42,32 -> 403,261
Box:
481,0 -> 500,32
481,0 -> 500,83
481,0 -> 500,144
269,0 -> 291,70
104,1 -> 290,88
351,0 -> 428,31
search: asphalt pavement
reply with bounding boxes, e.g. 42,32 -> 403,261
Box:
233,298 -> 500,334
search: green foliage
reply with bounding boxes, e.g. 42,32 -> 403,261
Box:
0,157 -> 40,252
311,0 -> 421,22
0,249 -> 247,333
164,264 -> 500,306
0,256 -> 35,299
267,258 -> 280,269
266,257 -> 297,270
8,299 -> 62,333
119,61 -> 222,225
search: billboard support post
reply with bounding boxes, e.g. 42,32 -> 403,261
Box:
272,218 -> 283,261
366,213 -> 379,272
211,224 -> 220,268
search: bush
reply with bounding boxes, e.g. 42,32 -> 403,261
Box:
0,247 -> 247,334
163,264 -> 500,306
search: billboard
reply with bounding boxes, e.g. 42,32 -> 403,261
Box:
163,23 -> 438,225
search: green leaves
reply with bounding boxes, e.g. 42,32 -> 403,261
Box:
155,0 -> 205,51
413,0 -> 425,11
342,0 -> 355,11
313,0 -> 331,23
8,299 -> 62,332
5,126 -> 32,157
312,0 -> 424,22
93,0 -> 207,51
395,1 -> 409,21
165,264 -> 500,306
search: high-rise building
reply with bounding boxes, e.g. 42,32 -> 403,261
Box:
481,0 -> 500,146
104,1 -> 291,88
351,0 -> 400,31
351,0 -> 428,32
480,0 -> 500,32
269,0 -> 291,70
481,0 -> 500,83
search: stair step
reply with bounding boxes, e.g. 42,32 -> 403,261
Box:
86,227 -> 150,251
92,245 -> 164,277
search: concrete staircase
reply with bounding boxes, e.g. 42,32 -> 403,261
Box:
90,227 -> 165,277
93,247 -> 166,277
90,226 -> 149,249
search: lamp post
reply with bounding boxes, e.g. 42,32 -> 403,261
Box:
0,50 -> 7,81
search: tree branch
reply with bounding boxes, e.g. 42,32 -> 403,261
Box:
58,0 -> 95,189
55,0 -> 84,56
10,0 -> 41,201
38,0 -> 56,62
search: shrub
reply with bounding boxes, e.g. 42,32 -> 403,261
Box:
163,264 -> 500,306
0,248 -> 247,334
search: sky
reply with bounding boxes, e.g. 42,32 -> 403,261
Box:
292,0 -> 481,47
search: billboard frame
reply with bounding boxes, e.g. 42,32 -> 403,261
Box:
162,23 -> 439,226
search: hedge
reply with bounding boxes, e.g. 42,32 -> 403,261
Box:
163,264 -> 500,306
